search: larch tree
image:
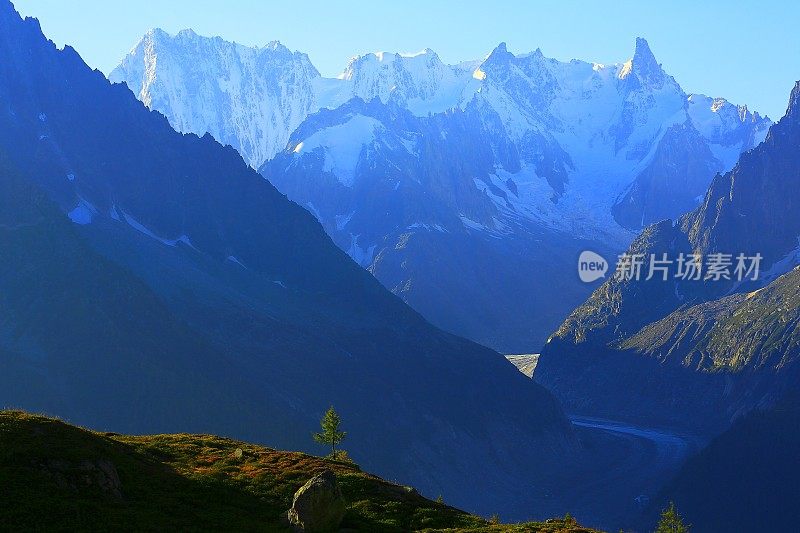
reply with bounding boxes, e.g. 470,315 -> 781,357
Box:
313,406 -> 347,459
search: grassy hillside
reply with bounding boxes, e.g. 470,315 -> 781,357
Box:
0,411 -> 597,532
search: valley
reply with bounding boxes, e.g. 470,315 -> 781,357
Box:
112,30 -> 771,352
555,417 -> 703,530
1,0 -> 798,530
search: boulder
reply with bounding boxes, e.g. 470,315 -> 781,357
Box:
287,470 -> 346,532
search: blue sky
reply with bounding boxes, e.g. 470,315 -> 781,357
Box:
12,0 -> 800,119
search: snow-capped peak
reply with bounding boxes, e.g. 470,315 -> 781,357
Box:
111,30 -> 772,189
110,28 -> 327,168
687,93 -> 770,158
176,28 -> 198,38
488,41 -> 511,57
479,42 -> 515,71
339,47 -> 472,115
340,48 -> 444,76
619,37 -> 666,86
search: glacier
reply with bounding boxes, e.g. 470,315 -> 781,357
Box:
112,31 -> 773,352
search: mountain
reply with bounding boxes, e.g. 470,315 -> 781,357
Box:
109,28 -> 346,169
338,48 -> 479,115
263,96 -> 608,352
0,1 -> 576,519
0,147 -> 278,435
535,82 -> 800,433
640,396 -> 800,532
114,31 -> 770,352
0,410 -> 600,532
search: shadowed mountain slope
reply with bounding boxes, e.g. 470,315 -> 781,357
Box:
536,82 -> 800,433
0,0 -> 574,518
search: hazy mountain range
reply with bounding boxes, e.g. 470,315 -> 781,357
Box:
111,30 -> 771,351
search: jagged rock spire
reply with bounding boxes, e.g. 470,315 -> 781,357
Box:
486,42 -> 513,63
787,80 -> 800,121
633,38 -> 657,67
479,42 -> 515,77
619,37 -> 666,87
631,37 -> 665,85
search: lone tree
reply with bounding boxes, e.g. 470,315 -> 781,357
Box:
655,502 -> 690,533
313,406 -> 346,459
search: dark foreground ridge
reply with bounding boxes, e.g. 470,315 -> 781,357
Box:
0,411 -> 599,532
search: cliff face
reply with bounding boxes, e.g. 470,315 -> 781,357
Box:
536,82 -> 800,433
